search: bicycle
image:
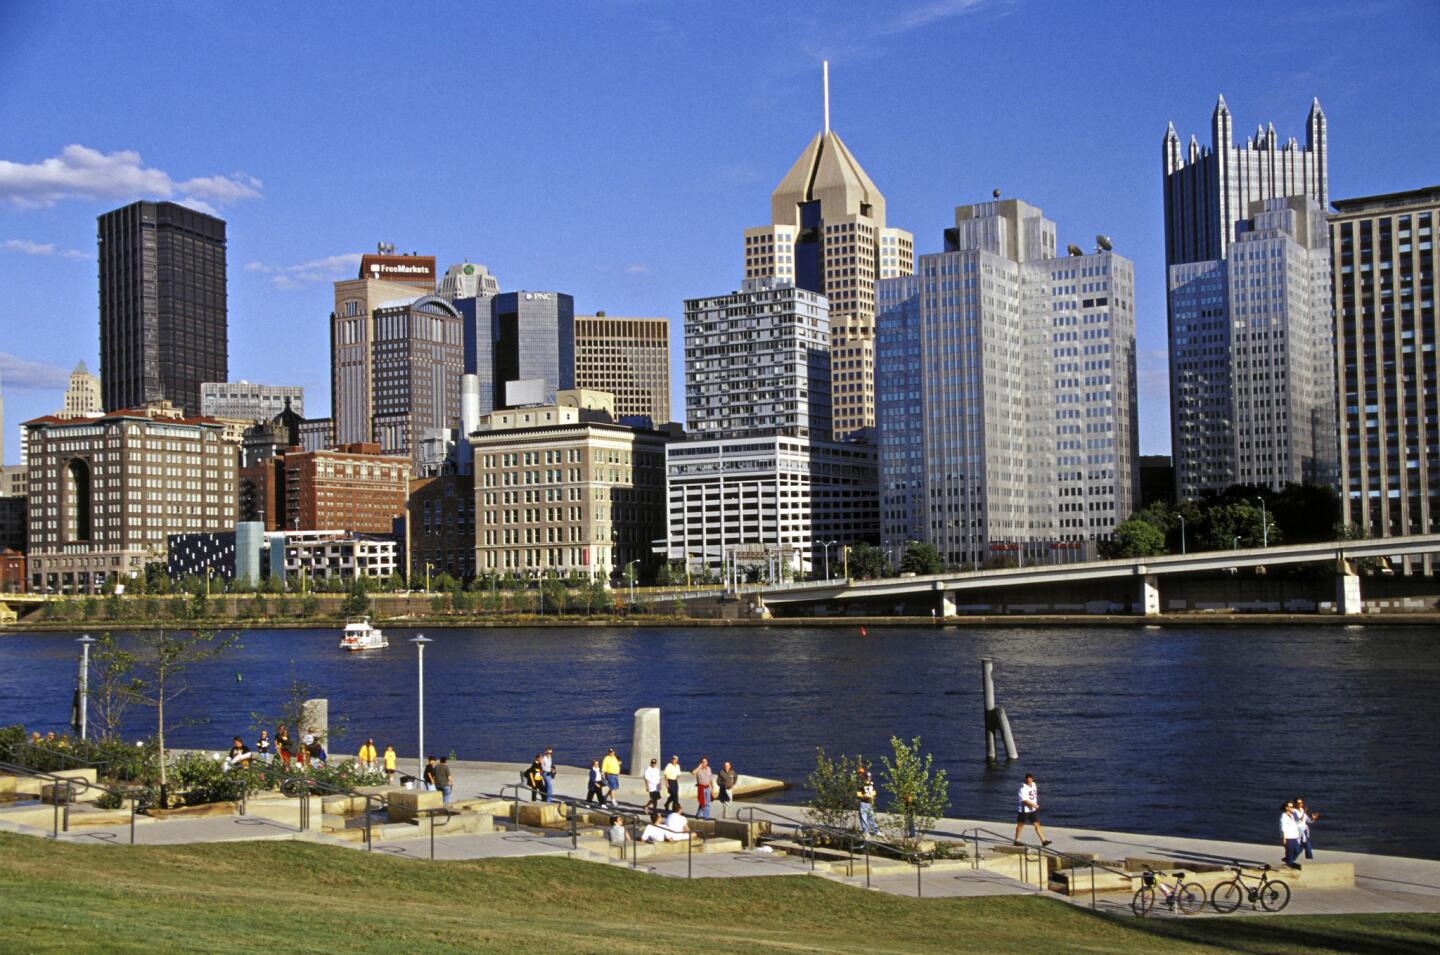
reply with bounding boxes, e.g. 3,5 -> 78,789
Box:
1131,866 -> 1207,916
1210,863 -> 1291,913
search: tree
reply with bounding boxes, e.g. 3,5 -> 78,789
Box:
340,579 -> 371,617
803,748 -> 867,833
846,543 -> 889,581
541,578 -> 569,615
129,629 -> 241,798
1100,516 -> 1167,558
877,735 -> 949,852
250,663 -> 349,757
900,542 -> 944,575
88,633 -> 142,743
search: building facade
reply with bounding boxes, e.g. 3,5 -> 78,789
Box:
282,444 -> 409,534
98,201 -> 228,416
438,262 -> 500,301
684,282 -> 831,440
573,313 -> 671,424
744,79 -> 913,439
1163,96 -> 1334,498
201,381 -> 305,420
876,198 -> 1139,566
269,530 -> 398,584
0,464 -> 25,553
408,473 -> 475,581
370,295 -> 464,467
61,362 -> 102,418
23,406 -> 238,593
491,291 -> 575,409
1329,186 -> 1440,539
471,395 -> 668,579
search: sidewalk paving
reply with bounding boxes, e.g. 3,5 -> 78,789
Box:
5,756 -> 1439,919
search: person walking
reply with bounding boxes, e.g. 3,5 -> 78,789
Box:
662,755 -> 682,812
383,744 -> 397,784
642,758 -> 662,812
693,757 -> 714,820
422,756 -> 438,793
1013,773 -> 1051,847
856,767 -> 879,835
586,759 -> 606,805
716,761 -> 738,818
357,738 -> 378,774
601,748 -> 622,807
1294,798 -> 1319,860
275,724 -> 291,768
540,747 -> 556,803
433,756 -> 453,805
255,730 -> 272,765
1280,800 -> 1303,869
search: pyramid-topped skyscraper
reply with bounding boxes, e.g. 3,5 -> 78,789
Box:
743,63 -> 913,439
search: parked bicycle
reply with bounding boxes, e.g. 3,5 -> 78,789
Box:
1131,866 -> 1207,916
1210,863 -> 1291,913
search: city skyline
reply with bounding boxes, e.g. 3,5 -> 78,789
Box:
2,1 -> 1438,464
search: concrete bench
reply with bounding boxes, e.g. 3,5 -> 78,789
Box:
385,789 -> 443,822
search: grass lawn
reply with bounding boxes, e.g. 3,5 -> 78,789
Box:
0,833 -> 1437,953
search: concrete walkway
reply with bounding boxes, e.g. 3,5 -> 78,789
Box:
5,756 -> 1439,920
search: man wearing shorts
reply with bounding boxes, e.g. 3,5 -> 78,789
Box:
1013,773 -> 1051,847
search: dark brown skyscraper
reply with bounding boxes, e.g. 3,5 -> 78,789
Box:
98,201 -> 228,415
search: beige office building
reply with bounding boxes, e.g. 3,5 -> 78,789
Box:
573,313 -> 670,424
471,391 -> 668,579
1330,186 -> 1440,548
743,68 -> 913,438
24,404 -> 238,593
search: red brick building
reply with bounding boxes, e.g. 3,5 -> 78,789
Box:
284,444 -> 409,533
0,549 -> 26,594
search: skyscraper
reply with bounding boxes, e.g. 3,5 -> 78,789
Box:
201,381 -> 305,420
370,295 -> 465,468
877,198 -> 1139,566
438,262 -> 500,301
1329,186 -> 1440,543
60,362 -> 102,418
1163,97 -> 1335,498
97,201 -> 228,415
743,64 -> 913,439
573,313 -> 671,425
490,291 -> 575,409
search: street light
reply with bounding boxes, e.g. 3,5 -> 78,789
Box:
1256,497 -> 1269,548
409,634 -> 432,780
1178,515 -> 1187,555
822,541 -> 839,581
76,634 -> 95,741
625,560 -> 639,605
1233,535 -> 1242,551
425,562 -> 433,593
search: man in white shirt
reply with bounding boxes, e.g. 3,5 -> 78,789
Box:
1280,800 -> 1303,868
663,808 -> 691,841
539,747 -> 555,803
1012,773 -> 1051,847
642,758 -> 662,812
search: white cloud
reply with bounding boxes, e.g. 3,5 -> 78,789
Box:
625,263 -> 652,274
883,0 -> 1006,34
0,144 -> 263,210
0,352 -> 71,392
246,252 -> 363,290
3,238 -> 90,260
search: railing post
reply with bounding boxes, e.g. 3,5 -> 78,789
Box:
687,825 -> 693,879
130,793 -> 137,845
916,857 -> 922,898
864,838 -> 871,889
62,781 -> 72,833
570,801 -> 578,851
365,799 -> 373,852
430,811 -> 436,861
1090,860 -> 1097,911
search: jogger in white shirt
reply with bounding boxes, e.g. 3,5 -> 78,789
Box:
1013,773 -> 1051,847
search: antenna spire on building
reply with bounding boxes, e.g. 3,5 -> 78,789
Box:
822,60 -> 830,134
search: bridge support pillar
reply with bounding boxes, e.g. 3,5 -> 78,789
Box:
1140,575 -> 1161,616
1336,572 -> 1362,615
937,591 -> 956,618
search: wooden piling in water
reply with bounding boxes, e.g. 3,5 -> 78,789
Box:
981,658 -> 1018,762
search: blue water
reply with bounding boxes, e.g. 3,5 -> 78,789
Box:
2,624 -> 1436,858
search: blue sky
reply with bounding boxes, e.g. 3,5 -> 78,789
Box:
2,0 -> 1437,464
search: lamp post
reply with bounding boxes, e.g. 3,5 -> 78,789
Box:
409,634 -> 432,780
823,541 -> 839,581
1256,497 -> 1269,548
1178,515 -> 1187,555
1233,535 -> 1242,551
76,634 -> 95,741
625,560 -> 639,605
425,562 -> 433,594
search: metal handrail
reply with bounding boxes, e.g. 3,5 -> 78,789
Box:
0,757 -> 146,844
959,825 -> 1131,910
3,741 -> 111,776
279,775 -> 388,851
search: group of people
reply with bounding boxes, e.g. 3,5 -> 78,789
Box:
525,748 -> 739,820
1280,798 -> 1320,868
421,755 -> 454,803
222,727 -> 399,776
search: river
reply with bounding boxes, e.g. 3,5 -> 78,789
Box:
1,623 -> 1436,858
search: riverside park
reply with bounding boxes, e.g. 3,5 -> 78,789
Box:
0,620 -> 1437,953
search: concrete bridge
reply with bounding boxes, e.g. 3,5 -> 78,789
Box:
731,534 -> 1440,617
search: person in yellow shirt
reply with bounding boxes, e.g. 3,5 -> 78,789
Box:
357,738 -> 378,773
601,748 -> 622,806
382,744 -> 397,783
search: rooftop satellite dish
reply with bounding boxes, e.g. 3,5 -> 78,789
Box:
1067,244 -> 1084,256
1096,234 -> 1113,251
992,188 -> 1001,199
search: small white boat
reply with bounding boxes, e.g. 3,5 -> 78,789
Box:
339,617 -> 388,651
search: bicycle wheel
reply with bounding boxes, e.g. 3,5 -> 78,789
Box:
1176,882 -> 1207,915
1259,878 -> 1291,912
1131,886 -> 1156,917
1210,879 -> 1243,913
